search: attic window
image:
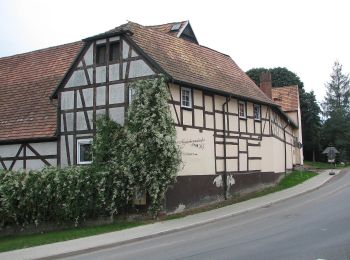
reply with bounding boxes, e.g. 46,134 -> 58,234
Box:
109,41 -> 120,62
171,23 -> 181,31
96,44 -> 106,65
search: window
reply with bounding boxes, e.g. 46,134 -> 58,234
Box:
129,86 -> 135,104
238,101 -> 246,118
77,139 -> 92,164
109,42 -> 120,62
96,44 -> 106,65
253,104 -> 261,120
181,87 -> 192,108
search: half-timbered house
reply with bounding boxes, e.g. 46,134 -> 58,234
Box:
0,21 -> 303,211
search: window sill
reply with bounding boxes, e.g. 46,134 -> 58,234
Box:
181,106 -> 193,111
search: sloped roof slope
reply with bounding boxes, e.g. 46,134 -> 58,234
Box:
0,42 -> 83,142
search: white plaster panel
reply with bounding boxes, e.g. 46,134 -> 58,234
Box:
60,136 -> 68,167
228,115 -> 238,132
239,120 -> 246,133
76,112 -> 87,131
109,36 -> 120,42
194,109 -> 203,127
87,111 -> 93,129
96,86 -> 106,106
4,161 -> 12,170
131,49 -> 138,57
26,160 -> 46,170
96,109 -> 106,118
193,90 -> 203,107
215,113 -> 223,130
228,99 -> 238,113
261,105 -> 269,120
65,70 -> 87,88
29,142 -> 57,156
249,159 -> 261,171
182,110 -> 192,126
68,135 -> 73,165
47,159 -> 57,167
227,159 -> 238,172
247,102 -> 253,116
77,61 -> 83,68
216,159 -> 224,172
239,153 -> 247,171
216,143 -> 224,157
226,144 -> 238,157
77,91 -> 82,108
255,122 -> 261,134
122,62 -> 127,79
170,105 -> 178,123
204,96 -> 213,112
247,119 -> 254,133
128,60 -> 154,78
65,112 -> 74,132
84,45 -> 93,66
169,84 -> 180,101
83,88 -> 94,108
109,107 -> 124,125
96,39 -> 106,44
239,139 -> 247,152
215,95 -> 226,111
96,66 -> 106,83
263,121 -> 270,135
177,128 -> 215,176
205,114 -> 214,129
122,40 -> 130,59
12,160 -> 23,171
61,91 -> 74,110
87,68 -> 93,83
248,146 -> 261,158
0,144 -> 22,157
109,64 -> 120,81
109,84 -> 124,104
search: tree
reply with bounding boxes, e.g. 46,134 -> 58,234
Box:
126,76 -> 182,215
321,61 -> 350,161
322,61 -> 350,117
300,91 -> 321,161
246,67 -> 322,161
246,67 -> 304,89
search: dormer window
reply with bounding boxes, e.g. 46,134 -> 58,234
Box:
109,41 -> 120,62
96,44 -> 106,65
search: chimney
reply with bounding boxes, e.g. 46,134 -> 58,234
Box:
259,71 -> 272,99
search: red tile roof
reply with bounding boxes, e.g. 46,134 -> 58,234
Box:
146,21 -> 188,37
0,42 -> 83,142
1,21 -> 278,142
271,85 -> 299,112
126,22 -> 273,105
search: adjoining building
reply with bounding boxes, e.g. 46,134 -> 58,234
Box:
0,21 -> 303,211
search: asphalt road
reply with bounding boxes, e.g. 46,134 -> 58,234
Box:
63,169 -> 350,260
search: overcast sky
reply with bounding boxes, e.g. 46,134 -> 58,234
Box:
1,0 -> 349,103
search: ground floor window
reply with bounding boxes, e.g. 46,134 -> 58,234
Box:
77,139 -> 92,164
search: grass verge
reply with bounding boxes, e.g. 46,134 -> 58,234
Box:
0,170 -> 316,253
304,160 -> 350,169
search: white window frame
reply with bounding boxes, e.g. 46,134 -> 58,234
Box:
253,104 -> 261,121
238,101 -> 246,118
77,139 -> 93,165
181,87 -> 192,109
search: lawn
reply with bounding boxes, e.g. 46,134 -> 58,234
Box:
304,160 -> 350,169
0,170 -> 317,253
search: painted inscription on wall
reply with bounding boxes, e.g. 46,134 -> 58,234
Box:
176,128 -> 215,176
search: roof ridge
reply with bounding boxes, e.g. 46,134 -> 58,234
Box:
145,20 -> 188,28
0,41 -> 82,60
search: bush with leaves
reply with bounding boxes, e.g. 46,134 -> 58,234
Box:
126,76 -> 181,214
